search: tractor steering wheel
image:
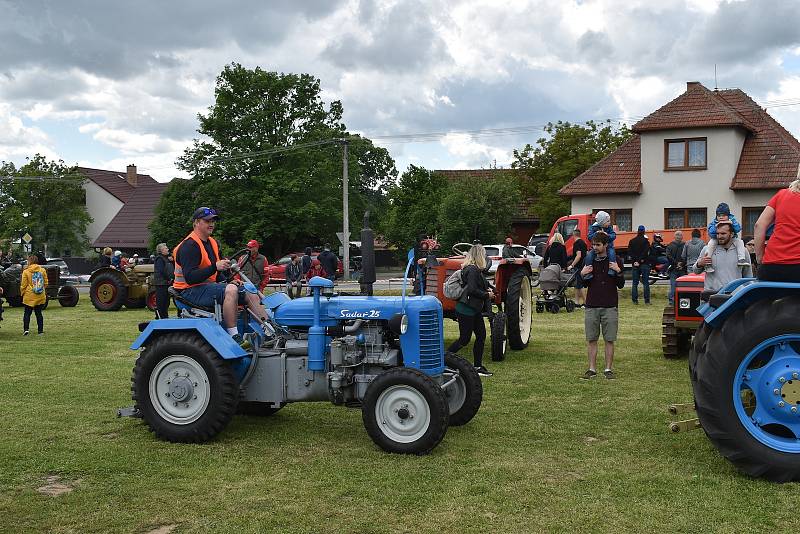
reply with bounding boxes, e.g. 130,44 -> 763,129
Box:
228,248 -> 252,277
452,242 -> 472,256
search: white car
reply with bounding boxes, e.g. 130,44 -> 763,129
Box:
483,244 -> 542,274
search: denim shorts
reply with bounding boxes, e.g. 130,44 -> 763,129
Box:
584,307 -> 618,342
179,283 -> 244,308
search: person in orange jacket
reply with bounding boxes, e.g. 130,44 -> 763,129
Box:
20,254 -> 48,335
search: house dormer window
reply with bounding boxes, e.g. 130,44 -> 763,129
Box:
664,137 -> 707,170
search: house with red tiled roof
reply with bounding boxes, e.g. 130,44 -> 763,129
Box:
434,168 -> 539,244
78,164 -> 167,254
559,81 -> 800,237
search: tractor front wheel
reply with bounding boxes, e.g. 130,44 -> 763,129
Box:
362,368 -> 449,454
131,332 -> 239,443
490,311 -> 507,362
505,269 -> 532,350
691,296 -> 800,482
443,353 -> 483,426
57,285 -> 79,307
90,272 -> 127,311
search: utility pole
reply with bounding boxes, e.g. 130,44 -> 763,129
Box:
342,139 -> 350,281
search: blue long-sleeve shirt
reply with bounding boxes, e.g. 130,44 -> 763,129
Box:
708,215 -> 742,238
588,222 -> 616,246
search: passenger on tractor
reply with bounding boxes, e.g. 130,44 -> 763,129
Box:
501,237 -> 521,259
693,222 -> 752,292
173,207 -> 267,347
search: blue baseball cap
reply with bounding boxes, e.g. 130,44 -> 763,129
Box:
192,207 -> 219,221
638,225 -> 645,232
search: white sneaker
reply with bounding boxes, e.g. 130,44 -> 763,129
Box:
23,330 -> 29,336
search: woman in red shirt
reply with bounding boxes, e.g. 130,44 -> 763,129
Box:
754,177 -> 800,282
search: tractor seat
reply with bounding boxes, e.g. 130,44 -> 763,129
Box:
700,289 -> 716,302
708,292 -> 733,308
168,287 -> 215,313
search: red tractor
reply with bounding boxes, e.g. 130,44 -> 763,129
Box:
420,243 -> 533,362
661,273 -> 705,358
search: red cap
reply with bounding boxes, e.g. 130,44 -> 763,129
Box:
247,240 -> 259,248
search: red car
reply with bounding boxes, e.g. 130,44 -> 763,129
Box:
267,252 -> 343,281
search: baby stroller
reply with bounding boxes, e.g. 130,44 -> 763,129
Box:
535,264 -> 577,314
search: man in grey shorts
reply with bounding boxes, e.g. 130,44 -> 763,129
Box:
580,231 -> 625,379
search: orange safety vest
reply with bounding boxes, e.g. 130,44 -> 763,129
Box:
173,231 -> 220,289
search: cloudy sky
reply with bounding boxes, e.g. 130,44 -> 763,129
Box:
2,0 -> 800,181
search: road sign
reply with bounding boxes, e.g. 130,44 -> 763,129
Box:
22,232 -> 32,243
336,231 -> 350,244
23,244 -> 31,252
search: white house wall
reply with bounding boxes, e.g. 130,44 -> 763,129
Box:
84,181 -> 123,245
571,127 -> 777,231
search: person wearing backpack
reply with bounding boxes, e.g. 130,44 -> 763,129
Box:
446,244 -> 495,377
20,254 -> 48,335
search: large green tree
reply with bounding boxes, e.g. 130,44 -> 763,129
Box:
151,63 -> 396,257
436,175 -> 521,249
512,120 -> 632,229
383,165 -> 448,251
0,155 -> 91,256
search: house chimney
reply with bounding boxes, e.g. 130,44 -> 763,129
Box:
126,164 -> 137,187
687,81 -> 701,91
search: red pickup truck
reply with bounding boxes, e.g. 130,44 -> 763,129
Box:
548,213 -> 709,259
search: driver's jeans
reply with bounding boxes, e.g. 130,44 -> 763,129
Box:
631,264 -> 650,304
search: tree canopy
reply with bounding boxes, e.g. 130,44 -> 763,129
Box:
150,63 -> 396,258
512,120 -> 631,229
0,155 -> 91,257
383,165 -> 448,252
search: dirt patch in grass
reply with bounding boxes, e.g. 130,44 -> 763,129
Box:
36,475 -> 80,496
144,525 -> 177,534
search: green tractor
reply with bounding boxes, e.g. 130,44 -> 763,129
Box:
89,264 -> 156,311
0,263 -> 79,308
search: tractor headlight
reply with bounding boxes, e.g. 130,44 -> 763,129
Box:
388,313 -> 409,335
679,298 -> 690,309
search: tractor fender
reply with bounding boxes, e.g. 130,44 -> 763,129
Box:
130,318 -> 248,359
701,280 -> 800,328
89,267 -> 130,286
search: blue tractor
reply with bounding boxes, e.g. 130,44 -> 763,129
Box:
691,278 -> 800,481
127,250 -> 482,454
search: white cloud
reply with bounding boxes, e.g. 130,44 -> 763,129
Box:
0,104 -> 58,162
440,133 -> 512,169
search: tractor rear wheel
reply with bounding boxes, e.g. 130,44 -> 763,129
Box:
663,306 -> 693,359
691,296 -> 800,482
131,332 -> 239,443
57,285 -> 79,307
443,353 -> 482,426
146,289 -> 157,312
90,272 -> 127,311
505,269 -> 532,350
362,367 -> 449,454
490,311 -> 507,362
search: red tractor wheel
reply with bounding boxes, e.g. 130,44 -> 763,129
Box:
146,289 -> 157,312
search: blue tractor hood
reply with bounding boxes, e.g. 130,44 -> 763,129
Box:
273,294 -> 440,327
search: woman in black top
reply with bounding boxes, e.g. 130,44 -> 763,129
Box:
153,242 -> 175,319
542,232 -> 568,270
447,244 -> 495,377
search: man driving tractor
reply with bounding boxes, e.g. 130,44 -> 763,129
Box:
173,207 -> 268,347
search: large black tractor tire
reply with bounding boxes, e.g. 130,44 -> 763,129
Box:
237,401 -> 285,417
131,332 -> 239,443
444,352 -> 483,426
505,269 -> 532,350
362,367 -> 449,454
662,306 -> 690,359
90,272 -> 128,311
57,285 -> 79,307
690,297 -> 800,482
490,311 -> 507,362
125,297 -> 147,309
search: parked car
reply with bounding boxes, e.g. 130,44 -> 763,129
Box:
46,257 -> 70,276
526,234 -> 550,257
483,244 -> 542,274
267,252 -> 344,281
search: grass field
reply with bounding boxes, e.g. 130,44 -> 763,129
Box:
0,287 -> 795,533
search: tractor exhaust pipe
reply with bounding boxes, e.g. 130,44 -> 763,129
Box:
360,211 -> 376,296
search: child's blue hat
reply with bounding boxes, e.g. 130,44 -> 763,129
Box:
716,203 -> 731,216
